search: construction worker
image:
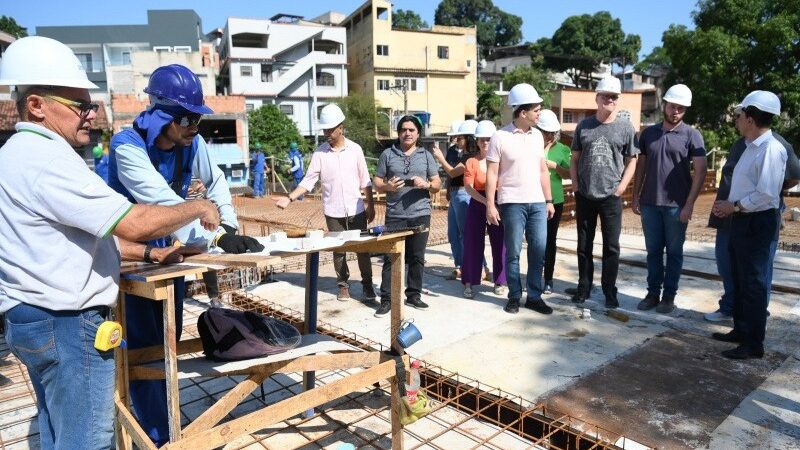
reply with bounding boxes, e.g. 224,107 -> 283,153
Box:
568,77 -> 639,308
251,142 -> 266,197
633,84 -> 707,314
0,36 -> 219,450
275,104 -> 377,302
107,63 -> 263,446
93,141 -> 110,183
287,141 -> 305,200
486,83 -> 555,315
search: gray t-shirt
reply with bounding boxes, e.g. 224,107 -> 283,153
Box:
572,116 -> 639,200
639,122 -> 707,207
376,145 -> 438,218
0,123 -> 132,313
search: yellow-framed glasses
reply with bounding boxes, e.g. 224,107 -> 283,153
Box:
44,95 -> 100,116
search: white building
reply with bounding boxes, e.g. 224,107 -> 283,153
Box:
218,15 -> 348,137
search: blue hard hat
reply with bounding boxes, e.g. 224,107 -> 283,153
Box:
144,64 -> 213,114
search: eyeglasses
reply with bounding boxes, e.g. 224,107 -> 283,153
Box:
601,94 -> 620,102
44,95 -> 100,116
174,114 -> 203,128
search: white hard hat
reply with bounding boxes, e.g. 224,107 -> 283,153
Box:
317,104 -> 346,129
456,119 -> 479,135
446,120 -> 463,136
595,77 -> 621,95
0,36 -> 98,90
507,83 -> 543,107
738,90 -> 781,115
663,84 -> 692,107
475,120 -> 497,138
536,110 -> 560,132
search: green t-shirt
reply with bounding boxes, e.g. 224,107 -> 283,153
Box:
546,141 -> 571,204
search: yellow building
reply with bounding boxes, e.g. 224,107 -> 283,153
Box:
339,0 -> 477,136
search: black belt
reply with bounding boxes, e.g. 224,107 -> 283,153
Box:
732,208 -> 778,218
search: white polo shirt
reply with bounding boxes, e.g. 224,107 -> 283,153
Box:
0,122 -> 132,313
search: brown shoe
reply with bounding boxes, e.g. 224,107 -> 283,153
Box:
446,267 -> 461,280
337,285 -> 351,301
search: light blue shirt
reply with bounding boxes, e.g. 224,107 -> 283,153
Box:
0,123 -> 132,312
728,130 -> 787,212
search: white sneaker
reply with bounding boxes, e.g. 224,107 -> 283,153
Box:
704,310 -> 733,322
493,284 -> 507,296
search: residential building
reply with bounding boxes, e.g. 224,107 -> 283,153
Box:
336,0 -> 477,136
622,67 -> 666,126
0,31 -> 17,100
218,14 -> 348,137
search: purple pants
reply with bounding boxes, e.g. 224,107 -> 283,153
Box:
462,193 -> 507,285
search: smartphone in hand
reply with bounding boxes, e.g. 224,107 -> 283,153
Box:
404,179 -> 415,187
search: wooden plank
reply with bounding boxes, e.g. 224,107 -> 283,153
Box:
120,264 -> 207,282
119,279 -> 171,301
129,350 -> 387,381
183,253 -> 281,269
182,372 -> 268,437
115,398 -> 158,450
163,359 -> 398,450
127,338 -> 204,365
114,292 -> 133,450
389,243 -> 405,450
163,283 -> 181,443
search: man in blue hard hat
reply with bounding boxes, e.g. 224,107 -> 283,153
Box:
107,63 -> 264,445
287,141 -> 305,200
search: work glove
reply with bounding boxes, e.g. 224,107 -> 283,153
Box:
216,224 -> 265,254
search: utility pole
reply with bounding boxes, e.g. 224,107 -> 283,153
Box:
391,81 -> 408,118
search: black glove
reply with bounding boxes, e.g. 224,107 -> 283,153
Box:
216,224 -> 265,254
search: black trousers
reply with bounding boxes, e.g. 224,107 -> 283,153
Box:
730,209 -> 779,350
379,215 -> 431,302
575,193 -> 622,297
544,203 -> 564,283
325,211 -> 373,287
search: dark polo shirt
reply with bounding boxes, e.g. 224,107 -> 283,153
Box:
639,122 -> 706,207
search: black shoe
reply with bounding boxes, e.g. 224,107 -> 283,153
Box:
374,300 -> 391,317
711,330 -> 743,343
405,297 -> 429,310
565,286 -> 594,296
525,298 -> 553,315
656,295 -> 675,314
721,344 -> 764,360
637,293 -> 660,311
504,299 -> 520,314
605,296 -> 619,309
362,283 -> 377,302
571,293 -> 587,304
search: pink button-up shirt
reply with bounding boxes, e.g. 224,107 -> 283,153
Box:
486,122 -> 546,204
299,138 -> 372,218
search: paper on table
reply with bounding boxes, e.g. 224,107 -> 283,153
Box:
206,232 -> 373,256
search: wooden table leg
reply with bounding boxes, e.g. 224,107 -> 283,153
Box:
303,251 -> 320,418
114,291 -> 133,450
389,241 -> 405,450
163,281 -> 181,442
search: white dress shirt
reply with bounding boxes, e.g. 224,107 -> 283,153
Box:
728,130 -> 787,212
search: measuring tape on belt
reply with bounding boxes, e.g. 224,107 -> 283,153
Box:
94,321 -> 126,351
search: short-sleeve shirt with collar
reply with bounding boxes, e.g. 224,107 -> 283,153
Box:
638,122 -> 706,207
375,145 -> 438,218
0,123 -> 133,313
572,115 -> 639,200
486,123 -> 546,204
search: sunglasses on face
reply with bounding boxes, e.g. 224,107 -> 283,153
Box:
45,95 -> 100,116
174,113 -> 203,128
601,94 -> 620,102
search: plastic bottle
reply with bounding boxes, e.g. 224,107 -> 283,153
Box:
404,360 -> 421,404
369,224 -> 386,235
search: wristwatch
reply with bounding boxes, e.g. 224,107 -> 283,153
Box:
143,245 -> 155,263
733,201 -> 742,213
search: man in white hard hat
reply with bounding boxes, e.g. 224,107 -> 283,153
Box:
0,36 -> 220,450
568,77 -> 639,308
275,104 -> 377,302
632,84 -> 707,314
710,90 -> 787,359
486,83 -> 555,315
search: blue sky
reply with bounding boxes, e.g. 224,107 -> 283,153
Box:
4,0 -> 699,59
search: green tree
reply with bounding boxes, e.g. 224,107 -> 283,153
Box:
0,16 -> 27,38
634,45 -> 671,74
392,9 -> 429,30
477,80 -> 503,124
661,0 -> 800,147
248,104 -> 307,165
334,93 -> 380,154
502,66 -> 556,108
434,0 -> 522,56
531,12 -> 640,88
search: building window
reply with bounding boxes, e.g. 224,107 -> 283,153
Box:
245,103 -> 255,112
467,60 -> 471,67
563,111 -> 574,123
121,51 -> 131,65
153,46 -> 172,53
75,53 -> 93,72
240,65 -> 252,77
396,78 -> 422,92
377,79 -> 390,91
316,71 -> 335,87
261,64 -> 272,82
501,66 -> 507,74
437,46 -> 449,59
173,46 -> 191,53
376,45 -> 389,56
377,7 -> 388,20
280,104 -> 294,116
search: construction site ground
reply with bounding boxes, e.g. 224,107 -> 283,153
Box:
2,192 -> 799,449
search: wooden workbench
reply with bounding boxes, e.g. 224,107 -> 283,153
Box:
114,232 -> 412,450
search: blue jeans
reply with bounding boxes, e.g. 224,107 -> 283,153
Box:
717,227 -> 778,315
4,304 -> 115,450
447,188 -> 470,268
500,203 -> 547,300
641,204 -> 688,298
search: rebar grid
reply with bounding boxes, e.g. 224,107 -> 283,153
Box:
0,342 -> 39,449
